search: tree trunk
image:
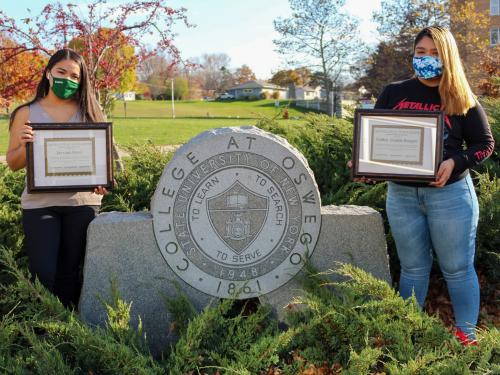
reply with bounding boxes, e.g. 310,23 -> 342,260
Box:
324,79 -> 333,117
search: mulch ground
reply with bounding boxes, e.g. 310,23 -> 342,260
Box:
425,266 -> 500,331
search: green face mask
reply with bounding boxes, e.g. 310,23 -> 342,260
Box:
50,75 -> 80,99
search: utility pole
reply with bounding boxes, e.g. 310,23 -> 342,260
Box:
329,91 -> 334,117
171,78 -> 175,119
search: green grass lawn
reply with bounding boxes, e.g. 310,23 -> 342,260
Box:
0,117 -> 304,155
1,119 -> 9,155
0,99 -> 312,154
1,100 -> 312,155
112,117 -> 304,146
111,99 -> 311,118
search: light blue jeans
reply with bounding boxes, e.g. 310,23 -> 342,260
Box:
386,174 -> 479,337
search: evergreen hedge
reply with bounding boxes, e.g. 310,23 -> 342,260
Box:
0,99 -> 498,373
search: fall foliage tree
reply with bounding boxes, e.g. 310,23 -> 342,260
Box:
68,28 -> 139,112
355,41 -> 411,97
356,0 -> 489,97
448,0 -> 490,82
233,65 -> 256,85
270,70 -> 301,87
0,0 -> 190,113
270,67 -> 311,87
190,53 -> 233,95
477,46 -> 500,97
138,54 -> 176,83
134,81 -> 151,99
167,76 -> 189,100
0,34 -> 47,111
374,0 -> 448,51
294,67 -> 312,86
136,54 -> 175,99
359,0 -> 448,96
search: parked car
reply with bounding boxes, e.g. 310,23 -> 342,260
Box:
217,92 -> 235,100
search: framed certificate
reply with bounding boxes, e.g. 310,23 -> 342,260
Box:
26,122 -> 114,193
352,109 -> 444,182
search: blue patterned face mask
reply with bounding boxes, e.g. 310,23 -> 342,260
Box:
412,56 -> 443,79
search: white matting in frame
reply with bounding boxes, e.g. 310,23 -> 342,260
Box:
357,114 -> 438,176
33,128 -> 108,187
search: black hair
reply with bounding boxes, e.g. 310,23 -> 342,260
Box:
9,48 -> 104,128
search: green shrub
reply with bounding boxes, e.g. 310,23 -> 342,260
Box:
165,299 -> 289,374
291,114 -> 353,203
0,107 -> 498,373
474,98 -> 500,294
474,171 -> 500,290
161,263 -> 500,373
255,115 -> 289,137
0,247 -> 163,374
101,143 -> 172,212
256,113 -> 353,204
1,247 -> 498,373
0,165 -> 24,252
476,98 -> 500,177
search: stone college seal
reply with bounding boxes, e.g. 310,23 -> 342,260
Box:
151,126 -> 321,298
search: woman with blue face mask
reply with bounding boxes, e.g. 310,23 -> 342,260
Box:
6,49 -> 108,309
374,27 -> 495,345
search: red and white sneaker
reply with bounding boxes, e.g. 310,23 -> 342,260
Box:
454,329 -> 478,346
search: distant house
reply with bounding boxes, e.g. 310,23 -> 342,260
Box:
287,84 -> 322,100
226,80 -> 288,99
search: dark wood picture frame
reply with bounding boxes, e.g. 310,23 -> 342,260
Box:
352,109 -> 444,182
26,122 -> 114,193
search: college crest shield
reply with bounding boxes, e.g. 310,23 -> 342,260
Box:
207,181 -> 268,254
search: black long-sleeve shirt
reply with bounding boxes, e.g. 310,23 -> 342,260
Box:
375,78 -> 495,185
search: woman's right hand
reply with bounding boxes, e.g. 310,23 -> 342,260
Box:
7,106 -> 31,171
19,121 -> 34,146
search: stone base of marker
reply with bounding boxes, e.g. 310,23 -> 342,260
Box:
260,205 -> 390,321
79,205 -> 390,356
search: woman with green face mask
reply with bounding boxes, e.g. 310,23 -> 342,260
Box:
48,71 -> 81,100
6,49 -> 108,309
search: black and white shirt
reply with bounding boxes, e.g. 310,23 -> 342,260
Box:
375,78 -> 495,185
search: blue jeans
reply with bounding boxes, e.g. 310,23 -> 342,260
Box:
386,174 -> 479,337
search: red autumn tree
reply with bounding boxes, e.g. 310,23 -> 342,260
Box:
477,46 -> 500,98
0,34 -> 47,112
68,27 -> 139,112
0,0 -> 191,113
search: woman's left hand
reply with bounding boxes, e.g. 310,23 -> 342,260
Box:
430,158 -> 455,187
94,186 -> 109,195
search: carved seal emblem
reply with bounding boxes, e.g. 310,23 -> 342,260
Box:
151,126 -> 321,298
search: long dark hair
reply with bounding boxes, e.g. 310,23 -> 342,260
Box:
9,49 -> 104,128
